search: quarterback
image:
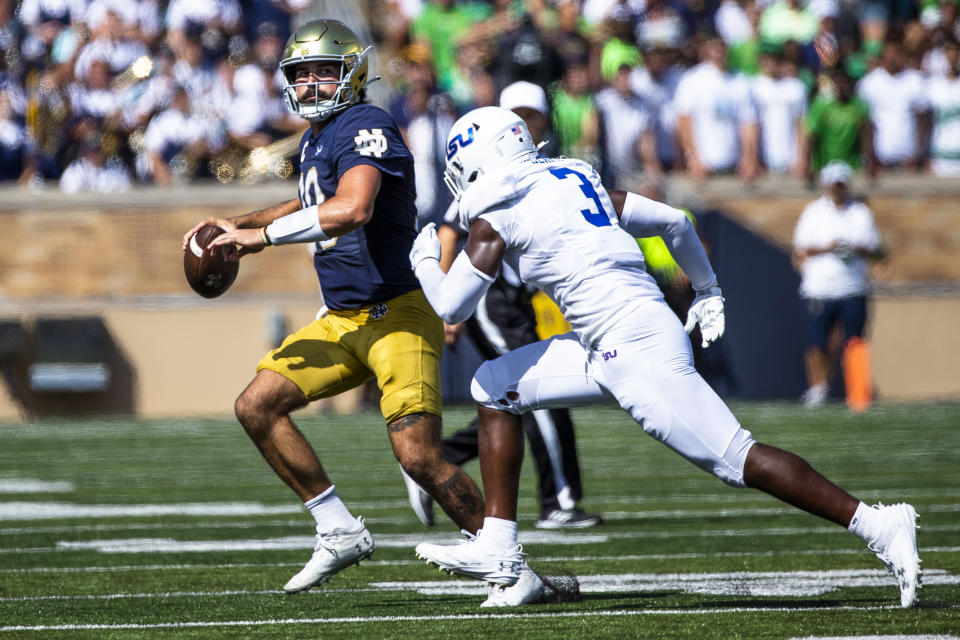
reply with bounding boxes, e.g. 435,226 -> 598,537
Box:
183,20 -> 486,595
410,106 -> 921,608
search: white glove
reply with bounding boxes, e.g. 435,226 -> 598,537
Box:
684,286 -> 725,348
409,222 -> 441,272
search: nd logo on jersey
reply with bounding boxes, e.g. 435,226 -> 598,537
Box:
355,129 -> 388,158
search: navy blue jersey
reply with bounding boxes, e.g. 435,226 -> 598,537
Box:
297,104 -> 420,310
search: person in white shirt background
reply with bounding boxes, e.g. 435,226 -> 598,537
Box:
629,41 -> 683,171
139,83 -> 224,184
59,136 -> 130,193
927,35 -> 960,176
596,62 -> 660,188
674,34 -> 760,182
751,45 -> 807,176
792,161 -> 884,410
857,38 -> 931,170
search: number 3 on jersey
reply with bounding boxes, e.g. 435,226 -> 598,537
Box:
548,167 -> 612,228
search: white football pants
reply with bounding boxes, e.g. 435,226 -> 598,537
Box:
470,300 -> 756,487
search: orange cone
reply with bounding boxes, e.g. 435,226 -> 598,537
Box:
844,337 -> 873,412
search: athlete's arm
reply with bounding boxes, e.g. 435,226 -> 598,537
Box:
609,189 -> 717,292
181,199 -> 300,250
206,164 -> 381,255
411,219 -> 505,324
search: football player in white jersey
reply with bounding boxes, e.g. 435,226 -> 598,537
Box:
409,106 -> 921,609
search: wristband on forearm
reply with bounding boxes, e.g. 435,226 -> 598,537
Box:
264,205 -> 329,245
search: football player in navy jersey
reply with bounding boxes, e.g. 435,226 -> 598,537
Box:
183,19 -> 486,595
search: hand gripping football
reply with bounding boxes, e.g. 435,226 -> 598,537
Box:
184,225 -> 239,298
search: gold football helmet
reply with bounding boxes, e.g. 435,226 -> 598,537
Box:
279,20 -> 373,122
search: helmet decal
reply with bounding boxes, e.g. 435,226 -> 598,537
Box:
442,107 -> 538,198
446,127 -> 475,160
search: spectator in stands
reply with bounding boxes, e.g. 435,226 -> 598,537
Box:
803,66 -> 873,181
792,161 -> 883,411
807,0 -> 841,72
18,0 -> 88,67
164,0 -> 243,59
596,62 -> 660,187
138,84 -> 224,185
59,137 -> 130,192
551,0 -> 592,70
674,34 -> 760,182
240,0 -> 311,44
630,36 -> 684,171
724,0 -> 763,76
927,35 -> 960,176
488,9 -> 561,91
759,0 -> 819,47
752,45 -> 807,175
637,0 -> 697,51
0,89 -> 34,183
410,0 -> 491,95
389,47 -> 457,226
168,32 -> 233,137
715,0 -> 752,47
581,0 -> 644,27
74,5 -> 149,79
226,30 -> 302,151
857,39 -> 931,171
549,54 -> 600,164
0,0 -> 26,79
64,58 -> 125,152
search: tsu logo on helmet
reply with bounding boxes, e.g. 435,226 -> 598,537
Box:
442,107 -> 537,199
446,127 -> 475,160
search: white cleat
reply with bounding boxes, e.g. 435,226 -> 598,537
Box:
870,503 -> 921,608
283,516 -> 374,593
481,564 -> 544,607
400,465 -> 434,527
416,530 -> 524,586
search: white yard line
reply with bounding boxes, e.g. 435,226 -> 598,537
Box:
0,604 -> 925,633
5,547 -> 960,575
1,569 -> 957,603
0,480 -> 74,493
2,526 -> 959,555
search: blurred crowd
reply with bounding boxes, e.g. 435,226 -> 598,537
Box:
2,0 -> 959,198
1,0 -> 311,191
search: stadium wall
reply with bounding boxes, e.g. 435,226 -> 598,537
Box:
1,176 -> 958,420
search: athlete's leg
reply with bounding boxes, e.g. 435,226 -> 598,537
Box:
743,443 -> 857,526
478,405 -> 525,522
470,333 -> 609,522
361,290 -> 486,533
242,325 -> 376,594
234,369 -> 329,501
389,411 -> 485,533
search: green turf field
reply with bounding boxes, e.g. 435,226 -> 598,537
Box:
1,403 -> 958,639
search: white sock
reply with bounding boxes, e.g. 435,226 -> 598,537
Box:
478,517 -> 519,550
848,501 -> 885,548
304,485 -> 357,533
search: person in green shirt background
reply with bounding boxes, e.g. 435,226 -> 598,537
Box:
803,66 -> 876,183
410,0 -> 492,95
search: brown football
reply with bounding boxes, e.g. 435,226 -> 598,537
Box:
184,225 -> 239,298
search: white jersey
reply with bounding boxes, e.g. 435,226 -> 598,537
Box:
458,155 -> 663,347
793,195 -> 881,299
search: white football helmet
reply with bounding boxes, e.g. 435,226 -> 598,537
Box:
443,106 -> 537,199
